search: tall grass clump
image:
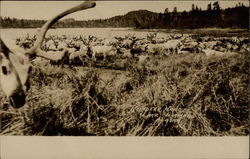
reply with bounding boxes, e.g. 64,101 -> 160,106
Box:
1,64 -> 112,135
106,52 -> 249,136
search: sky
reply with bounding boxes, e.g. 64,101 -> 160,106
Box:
1,1 -> 249,20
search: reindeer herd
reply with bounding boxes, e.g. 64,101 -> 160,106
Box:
16,31 -> 249,67
0,1 -> 249,109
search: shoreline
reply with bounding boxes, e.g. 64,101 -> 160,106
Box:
1,27 -> 248,37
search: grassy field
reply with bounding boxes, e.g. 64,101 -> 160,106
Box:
0,49 -> 249,136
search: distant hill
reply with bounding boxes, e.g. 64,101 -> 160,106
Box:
93,10 -> 159,28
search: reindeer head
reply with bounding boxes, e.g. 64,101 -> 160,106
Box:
0,1 -> 96,108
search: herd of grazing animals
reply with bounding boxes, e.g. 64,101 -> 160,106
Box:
15,31 -> 249,66
0,1 -> 249,109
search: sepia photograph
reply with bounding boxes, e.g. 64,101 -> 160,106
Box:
0,0 -> 249,158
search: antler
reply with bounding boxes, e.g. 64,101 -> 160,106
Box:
1,32 -> 26,55
169,33 -> 175,39
179,33 -> 183,39
25,1 -> 96,60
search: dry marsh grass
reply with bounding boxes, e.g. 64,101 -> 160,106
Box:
0,52 -> 249,136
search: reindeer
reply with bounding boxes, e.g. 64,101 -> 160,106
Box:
0,1 -> 96,108
91,45 -> 118,61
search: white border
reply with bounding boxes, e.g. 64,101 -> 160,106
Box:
1,136 -> 249,159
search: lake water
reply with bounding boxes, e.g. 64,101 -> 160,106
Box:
1,28 -> 169,40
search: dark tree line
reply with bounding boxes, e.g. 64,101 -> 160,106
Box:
155,2 -> 249,29
0,2 -> 248,29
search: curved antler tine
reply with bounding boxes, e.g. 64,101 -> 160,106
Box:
1,37 -> 10,56
169,33 -> 174,39
180,32 -> 183,38
25,1 -> 96,57
1,32 -> 26,55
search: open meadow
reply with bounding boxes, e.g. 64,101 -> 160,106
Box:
0,28 -> 249,136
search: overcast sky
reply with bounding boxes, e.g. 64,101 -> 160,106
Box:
1,1 -> 249,20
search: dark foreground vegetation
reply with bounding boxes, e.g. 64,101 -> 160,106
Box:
1,52 -> 248,136
0,2 -> 249,29
0,32 -> 249,136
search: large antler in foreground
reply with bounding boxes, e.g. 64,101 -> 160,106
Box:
26,1 -> 96,60
0,1 -> 96,108
1,1 -> 96,60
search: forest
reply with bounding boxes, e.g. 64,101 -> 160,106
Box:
0,2 -> 249,29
